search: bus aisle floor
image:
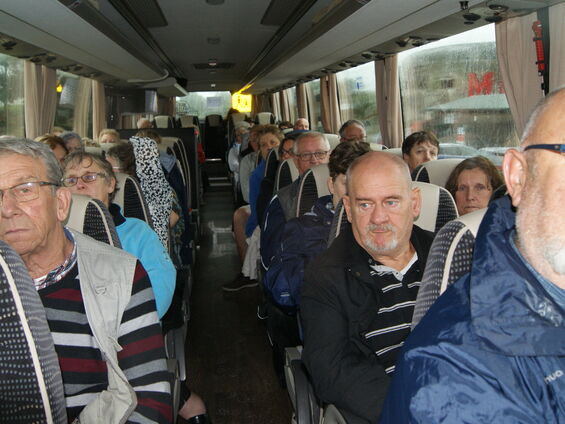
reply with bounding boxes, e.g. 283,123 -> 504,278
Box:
186,183 -> 292,424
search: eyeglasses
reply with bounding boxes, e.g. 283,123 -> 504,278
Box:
296,151 -> 329,161
62,172 -> 106,187
524,144 -> 565,155
0,181 -> 59,206
280,148 -> 294,156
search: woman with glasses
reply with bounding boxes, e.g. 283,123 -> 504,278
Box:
445,156 -> 504,216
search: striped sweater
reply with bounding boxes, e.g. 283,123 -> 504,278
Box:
38,262 -> 173,423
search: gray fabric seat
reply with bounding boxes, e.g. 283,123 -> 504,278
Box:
411,158 -> 464,187
295,164 -> 330,217
411,207 -> 486,328
66,194 -> 122,248
0,240 -> 67,424
274,158 -> 299,192
113,172 -> 154,229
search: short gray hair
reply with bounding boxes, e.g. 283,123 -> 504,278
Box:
339,120 -> 365,138
60,131 -> 84,149
292,131 -> 330,155
0,138 -> 63,185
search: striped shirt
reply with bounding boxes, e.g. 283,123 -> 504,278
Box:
37,262 -> 173,423
363,253 -> 421,375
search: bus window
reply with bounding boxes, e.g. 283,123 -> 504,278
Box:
177,91 -> 232,120
304,79 -> 322,132
286,87 -> 298,124
336,61 -> 380,143
0,52 -> 24,137
55,72 -> 92,137
399,24 -> 519,160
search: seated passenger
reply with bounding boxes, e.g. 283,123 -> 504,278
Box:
60,131 -> 83,153
98,128 -> 121,144
380,84 -> 565,424
339,119 -> 366,143
401,130 -> 439,172
260,132 -> 331,273
0,138 -> 171,423
137,117 -> 153,129
294,118 -> 310,131
264,141 -> 370,381
445,156 -> 504,215
300,152 -> 433,423
62,151 -> 175,318
36,134 -> 68,166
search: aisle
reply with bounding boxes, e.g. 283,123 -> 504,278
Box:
186,182 -> 293,424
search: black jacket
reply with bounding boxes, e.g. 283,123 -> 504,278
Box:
300,224 -> 433,424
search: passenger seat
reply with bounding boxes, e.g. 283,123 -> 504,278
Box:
274,158 -> 300,192
411,158 -> 464,187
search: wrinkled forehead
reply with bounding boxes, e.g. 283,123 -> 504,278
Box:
0,153 -> 47,179
297,136 -> 325,153
349,158 -> 411,194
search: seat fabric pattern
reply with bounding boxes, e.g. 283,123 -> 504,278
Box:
327,200 -> 350,247
411,220 -> 476,328
412,165 -> 430,183
83,200 -> 122,248
276,162 -> 293,191
0,241 -> 67,424
296,172 -> 319,217
123,178 -> 154,228
435,188 -> 458,233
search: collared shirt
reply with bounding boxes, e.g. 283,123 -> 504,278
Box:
34,228 -> 77,291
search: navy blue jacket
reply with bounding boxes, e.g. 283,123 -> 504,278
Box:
381,197 -> 565,423
262,195 -> 334,312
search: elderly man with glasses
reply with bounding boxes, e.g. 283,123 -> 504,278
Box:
380,88 -> 565,423
0,138 -> 172,424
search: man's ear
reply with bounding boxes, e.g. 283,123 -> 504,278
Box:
342,195 -> 352,223
327,176 -> 335,195
502,149 -> 527,207
411,186 -> 422,218
56,187 -> 72,222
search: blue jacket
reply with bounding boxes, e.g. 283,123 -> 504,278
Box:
245,159 -> 265,237
380,196 -> 565,424
110,204 -> 176,319
262,195 -> 334,313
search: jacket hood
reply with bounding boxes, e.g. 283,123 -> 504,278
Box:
470,196 -> 565,356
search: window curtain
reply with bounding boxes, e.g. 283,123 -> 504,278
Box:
549,2 -> 565,91
376,56 -> 403,148
336,74 -> 353,124
320,74 -> 340,134
92,80 -> 106,141
73,77 -> 92,138
24,62 -> 57,139
495,12 -> 543,137
280,89 -> 291,122
296,83 -> 308,121
271,92 -> 282,122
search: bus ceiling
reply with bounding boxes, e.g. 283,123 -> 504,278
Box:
0,0 -> 561,96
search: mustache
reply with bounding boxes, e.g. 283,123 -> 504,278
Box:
367,224 -> 395,232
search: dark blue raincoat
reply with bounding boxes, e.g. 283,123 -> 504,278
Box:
380,196 -> 565,423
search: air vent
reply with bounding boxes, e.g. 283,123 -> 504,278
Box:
121,0 -> 167,28
193,62 -> 234,70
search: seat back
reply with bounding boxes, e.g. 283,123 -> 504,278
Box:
0,240 -> 67,424
385,147 -> 403,158
154,115 -> 175,128
412,158 -> 464,188
264,148 -> 279,178
85,146 -> 103,155
256,112 -> 275,125
327,199 -> 348,247
178,115 -> 196,128
275,158 -> 300,192
295,164 -> 330,217
370,143 -> 387,151
325,133 -> 339,151
161,136 -> 191,208
66,194 -> 122,248
412,181 -> 458,233
411,207 -> 486,328
113,173 -> 154,228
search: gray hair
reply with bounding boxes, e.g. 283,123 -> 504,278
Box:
339,119 -> 365,138
0,138 -> 63,185
60,131 -> 84,149
292,131 -> 330,155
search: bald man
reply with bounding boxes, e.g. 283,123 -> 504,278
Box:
300,152 -> 434,423
381,88 -> 565,423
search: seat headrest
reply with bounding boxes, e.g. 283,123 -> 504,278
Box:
296,164 -> 330,217
275,158 -> 300,191
412,181 -> 458,234
325,134 -> 339,151
327,199 -> 349,247
85,146 -> 103,155
154,115 -> 173,128
264,149 -> 279,178
412,158 -> 464,188
66,194 -> 122,248
256,112 -> 274,125
385,148 -> 403,158
113,173 -> 154,228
